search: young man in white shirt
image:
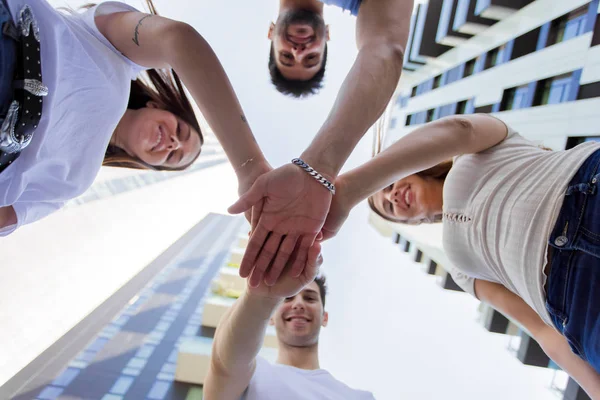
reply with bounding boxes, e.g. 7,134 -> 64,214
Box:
204,245 -> 375,399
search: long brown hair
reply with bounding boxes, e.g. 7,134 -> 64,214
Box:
90,0 -> 203,171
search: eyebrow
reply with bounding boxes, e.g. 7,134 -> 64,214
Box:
302,289 -> 319,296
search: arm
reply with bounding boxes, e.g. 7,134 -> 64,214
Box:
0,206 -> 17,230
95,12 -> 270,186
204,292 -> 281,400
204,244 -> 322,400
338,114 -> 508,210
474,279 -> 600,398
301,0 -> 414,178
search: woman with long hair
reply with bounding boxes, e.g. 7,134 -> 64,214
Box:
0,0 -> 270,235
319,113 -> 600,397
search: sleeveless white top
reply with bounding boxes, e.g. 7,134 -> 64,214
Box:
444,123 -> 600,327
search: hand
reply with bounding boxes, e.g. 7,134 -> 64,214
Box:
228,163 -> 333,288
319,176 -> 351,242
246,243 -> 323,300
236,159 -> 272,229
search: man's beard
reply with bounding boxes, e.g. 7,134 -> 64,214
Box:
275,9 -> 326,39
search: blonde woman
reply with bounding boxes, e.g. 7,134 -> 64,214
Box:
320,113 -> 600,397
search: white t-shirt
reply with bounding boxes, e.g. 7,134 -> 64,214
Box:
241,357 -> 376,400
0,0 -> 144,235
443,123 -> 600,327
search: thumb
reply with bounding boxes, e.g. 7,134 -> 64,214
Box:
304,242 -> 322,279
228,178 -> 266,214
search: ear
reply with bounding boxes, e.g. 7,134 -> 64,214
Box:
268,22 -> 275,40
326,25 -> 331,41
321,311 -> 329,328
146,100 -> 160,109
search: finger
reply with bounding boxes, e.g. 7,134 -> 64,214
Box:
239,225 -> 269,278
304,242 -> 323,280
316,231 -> 324,242
250,233 -> 284,287
289,235 -> 315,278
265,234 -> 299,286
228,179 -> 266,214
251,198 -> 264,234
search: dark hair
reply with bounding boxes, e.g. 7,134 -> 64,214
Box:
314,275 -> 328,308
98,0 -> 203,171
268,43 -> 328,98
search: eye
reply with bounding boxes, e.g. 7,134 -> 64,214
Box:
283,53 -> 293,59
176,121 -> 181,138
385,184 -> 393,192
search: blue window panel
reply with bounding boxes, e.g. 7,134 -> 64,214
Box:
161,363 -> 177,374
537,22 -> 551,50
121,367 -> 141,377
390,118 -> 397,130
136,344 -> 156,360
564,14 -> 588,41
37,386 -> 64,400
52,368 -> 80,387
584,137 -> 600,143
567,69 -> 583,102
466,99 -> 475,114
436,0 -> 455,43
548,77 -> 572,104
513,86 -> 529,109
88,337 -> 110,353
454,0 -> 470,31
475,0 -> 490,16
101,395 -> 123,400
492,103 -> 501,113
584,0 -> 599,33
77,350 -> 98,363
110,376 -> 135,395
147,381 -> 172,400
127,357 -> 148,370
168,349 -> 179,363
475,54 -> 487,74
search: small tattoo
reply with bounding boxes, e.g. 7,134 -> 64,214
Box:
241,115 -> 248,123
132,15 -> 153,46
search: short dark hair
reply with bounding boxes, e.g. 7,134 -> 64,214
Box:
314,275 -> 328,308
268,43 -> 328,98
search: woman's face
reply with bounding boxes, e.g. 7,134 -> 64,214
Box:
114,102 -> 202,169
372,174 -> 444,224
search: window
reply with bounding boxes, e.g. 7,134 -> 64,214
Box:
411,87 -> 418,97
547,6 -> 588,47
464,58 -> 476,78
433,75 -> 443,89
390,117 -> 398,129
566,136 -> 600,149
501,85 -> 530,111
426,109 -> 435,122
534,74 -> 573,106
456,100 -> 468,115
484,48 -> 499,70
406,114 -> 412,126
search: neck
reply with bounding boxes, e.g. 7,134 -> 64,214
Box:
276,341 -> 320,370
279,0 -> 324,14
111,109 -> 133,149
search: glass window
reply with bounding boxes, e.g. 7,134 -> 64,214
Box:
484,48 -> 499,70
513,86 -> 529,109
456,100 -> 467,115
547,76 -> 572,104
547,6 -> 589,46
406,114 -> 412,126
426,109 -> 435,122
433,75 -> 442,89
464,59 -> 476,77
411,87 -> 417,97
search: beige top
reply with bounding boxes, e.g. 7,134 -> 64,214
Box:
443,123 -> 600,328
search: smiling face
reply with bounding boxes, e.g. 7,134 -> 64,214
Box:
268,9 -> 329,81
112,102 -> 202,169
371,174 -> 445,224
271,281 -> 328,348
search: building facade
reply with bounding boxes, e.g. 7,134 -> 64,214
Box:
387,0 -> 600,151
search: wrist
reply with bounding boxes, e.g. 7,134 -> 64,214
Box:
236,156 -> 270,181
244,289 -> 284,310
299,150 -> 338,183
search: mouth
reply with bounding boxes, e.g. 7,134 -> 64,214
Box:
150,125 -> 166,152
285,316 -> 311,323
399,185 -> 411,210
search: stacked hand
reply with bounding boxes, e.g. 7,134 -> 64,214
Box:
229,163 -> 334,288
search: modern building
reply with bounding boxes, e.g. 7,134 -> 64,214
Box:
387,0 -> 600,150
373,2 -> 600,398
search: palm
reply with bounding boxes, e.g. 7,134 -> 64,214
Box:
229,164 -> 332,287
247,265 -> 317,300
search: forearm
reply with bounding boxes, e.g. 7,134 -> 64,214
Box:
211,291 -> 281,377
301,43 -> 404,179
0,206 -> 17,229
167,26 -> 267,179
537,326 -> 600,398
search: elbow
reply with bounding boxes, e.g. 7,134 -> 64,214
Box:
162,21 -> 205,58
361,40 -> 405,71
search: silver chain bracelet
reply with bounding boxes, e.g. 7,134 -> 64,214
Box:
291,158 -> 336,195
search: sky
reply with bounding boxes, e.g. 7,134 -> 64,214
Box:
2,1 -> 566,399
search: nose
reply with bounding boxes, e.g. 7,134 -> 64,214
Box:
388,188 -> 401,205
168,133 -> 181,151
291,43 -> 307,56
291,298 -> 305,310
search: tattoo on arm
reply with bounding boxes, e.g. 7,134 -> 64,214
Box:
132,15 -> 153,46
